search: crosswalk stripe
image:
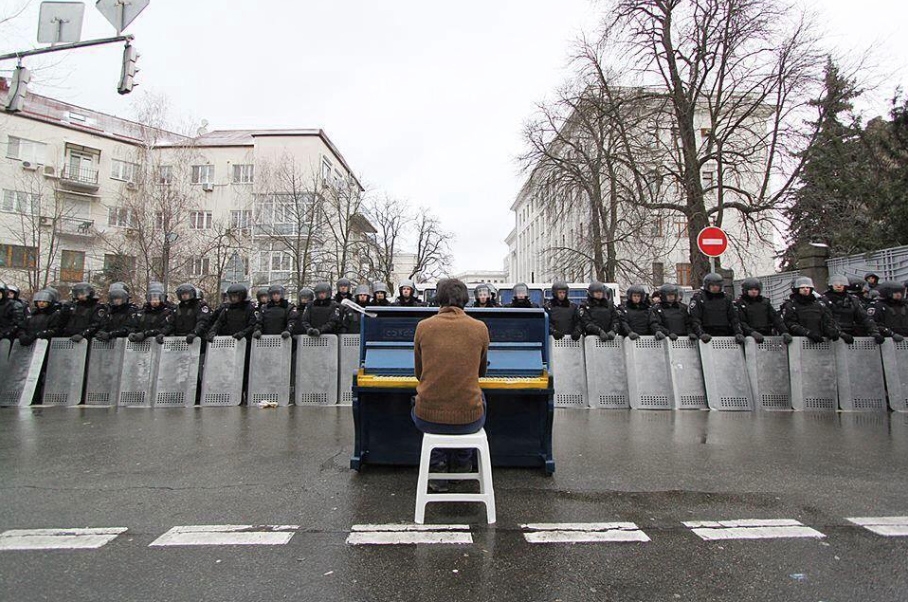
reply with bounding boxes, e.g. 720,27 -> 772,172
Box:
347,523 -> 472,545
0,527 -> 128,551
847,516 -> 908,537
149,525 -> 299,547
683,519 -> 825,541
522,522 -> 650,544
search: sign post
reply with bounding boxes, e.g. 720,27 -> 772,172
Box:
697,226 -> 729,273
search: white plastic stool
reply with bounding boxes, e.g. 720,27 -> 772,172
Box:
414,428 -> 496,524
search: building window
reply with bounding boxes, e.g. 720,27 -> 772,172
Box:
189,211 -> 212,230
6,136 -> 47,164
0,244 -> 37,269
231,209 -> 252,230
189,257 -> 210,276
702,170 -> 714,190
321,157 -> 333,184
110,159 -> 138,182
104,253 -> 136,281
67,150 -> 98,183
674,218 -> 688,238
191,164 -> 215,185
700,127 -> 712,139
60,249 -> 85,282
107,206 -> 133,227
2,189 -> 41,215
159,165 -> 173,185
650,215 -> 664,237
676,263 -> 692,287
232,164 -> 254,184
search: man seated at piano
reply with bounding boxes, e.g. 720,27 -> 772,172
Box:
412,278 -> 490,488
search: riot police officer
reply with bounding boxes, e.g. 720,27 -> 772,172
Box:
95,287 -> 137,341
689,273 -> 745,343
865,272 -> 880,290
734,278 -> 791,344
17,289 -> 61,346
287,287 -> 315,336
129,284 -> 173,343
823,274 -> 882,344
369,282 -> 392,307
296,282 -> 342,336
0,280 -> 26,340
206,283 -> 259,341
649,283 -> 692,340
164,282 -> 213,343
6,284 -> 27,316
255,286 -> 270,310
869,281 -> 908,342
507,283 -> 538,308
781,277 -> 839,342
344,284 -> 372,334
334,278 -> 354,304
545,281 -> 582,340
60,282 -> 105,342
579,282 -> 619,340
619,284 -> 651,339
255,284 -> 293,338
394,279 -> 424,307
471,283 -> 499,308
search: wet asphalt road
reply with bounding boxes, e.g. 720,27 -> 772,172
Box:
1,406 -> 907,602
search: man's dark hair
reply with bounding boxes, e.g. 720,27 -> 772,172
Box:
435,278 -> 469,308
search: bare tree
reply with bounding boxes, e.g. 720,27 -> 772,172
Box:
361,196 -> 410,290
321,173 -> 370,281
409,207 -> 453,282
196,217 -> 240,296
599,0 -> 824,281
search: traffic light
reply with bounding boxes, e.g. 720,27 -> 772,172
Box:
117,43 -> 138,95
4,65 -> 31,112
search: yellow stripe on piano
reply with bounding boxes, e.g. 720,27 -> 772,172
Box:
356,370 -> 550,390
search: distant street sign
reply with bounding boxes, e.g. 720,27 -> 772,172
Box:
96,0 -> 150,34
37,2 -> 85,44
697,226 -> 728,258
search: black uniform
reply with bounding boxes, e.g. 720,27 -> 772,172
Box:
257,299 -> 293,335
544,297 -> 582,339
471,299 -> 499,308
207,300 -> 259,339
869,298 -> 908,337
781,294 -> 840,341
619,299 -> 651,336
579,297 -> 620,337
368,297 -> 392,307
649,301 -> 691,336
17,304 -> 62,346
0,296 -> 26,339
507,298 -> 539,308
394,296 -> 425,307
689,290 -> 742,337
129,303 -> 172,339
295,299 -> 343,334
60,299 -> 106,339
164,298 -> 213,337
822,289 -> 879,337
99,302 -> 138,339
735,295 -> 787,336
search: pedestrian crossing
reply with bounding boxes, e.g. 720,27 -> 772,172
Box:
2,516 -> 907,551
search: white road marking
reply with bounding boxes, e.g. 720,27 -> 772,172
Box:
847,516 -> 908,537
0,527 -> 127,550
149,525 -> 299,547
347,523 -> 472,545
683,519 -> 825,541
522,522 -> 650,544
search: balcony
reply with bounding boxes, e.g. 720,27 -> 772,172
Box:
60,166 -> 100,193
40,216 -> 96,238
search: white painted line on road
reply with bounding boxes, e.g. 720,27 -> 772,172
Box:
347,523 -> 472,545
149,525 -> 299,547
522,522 -> 650,544
683,519 -> 825,541
847,517 -> 908,536
0,527 -> 127,551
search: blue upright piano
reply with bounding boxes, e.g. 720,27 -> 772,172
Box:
350,307 -> 555,474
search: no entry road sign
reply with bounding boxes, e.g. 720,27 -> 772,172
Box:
697,227 -> 728,257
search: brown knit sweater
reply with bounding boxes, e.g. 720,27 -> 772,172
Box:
414,306 -> 489,424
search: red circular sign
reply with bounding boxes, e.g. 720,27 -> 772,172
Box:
697,226 -> 728,257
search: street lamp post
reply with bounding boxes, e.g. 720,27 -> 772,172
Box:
162,231 -> 178,293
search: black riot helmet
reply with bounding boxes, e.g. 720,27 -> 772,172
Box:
33,289 -> 54,307
227,283 -> 248,303
337,278 -> 352,291
176,283 -> 197,301
791,276 -> 815,292
626,284 -> 646,303
847,276 -> 865,294
354,284 -> 371,300
660,283 -> 681,302
398,279 -> 416,298
110,281 -> 130,294
372,281 -> 389,299
474,283 -> 492,301
865,272 -> 880,285
513,283 -> 529,299
742,278 -> 762,294
587,282 -> 608,300
109,288 -> 129,306
7,284 -> 20,299
46,286 -> 61,304
71,282 -> 95,301
268,284 -> 286,301
314,282 -> 331,300
551,281 -> 569,301
256,286 -> 269,303
702,273 -> 723,291
828,274 -> 849,289
879,281 -> 905,300
298,287 -> 314,304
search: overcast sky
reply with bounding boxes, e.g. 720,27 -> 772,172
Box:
2,0 -> 907,274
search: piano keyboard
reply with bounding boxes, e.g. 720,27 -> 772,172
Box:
356,371 -> 550,390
